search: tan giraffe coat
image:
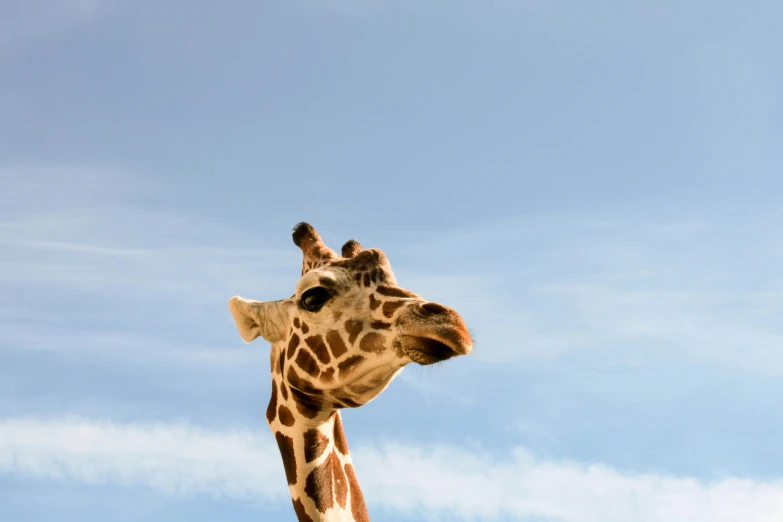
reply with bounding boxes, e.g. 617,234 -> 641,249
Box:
229,223 -> 473,521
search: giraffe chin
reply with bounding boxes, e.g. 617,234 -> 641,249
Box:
331,366 -> 405,406
398,335 -> 461,365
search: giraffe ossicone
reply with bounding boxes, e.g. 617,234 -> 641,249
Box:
228,222 -> 473,521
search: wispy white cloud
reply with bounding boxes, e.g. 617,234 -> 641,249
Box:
1,417 -> 781,522
0,417 -> 285,501
358,444 -> 783,522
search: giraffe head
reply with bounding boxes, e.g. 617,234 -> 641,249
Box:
228,223 -> 473,418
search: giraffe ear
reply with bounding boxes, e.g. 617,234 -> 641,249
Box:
228,296 -> 290,343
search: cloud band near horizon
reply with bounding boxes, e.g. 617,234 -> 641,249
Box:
1,416 -> 781,522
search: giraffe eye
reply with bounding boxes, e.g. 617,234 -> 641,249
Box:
300,287 -> 331,312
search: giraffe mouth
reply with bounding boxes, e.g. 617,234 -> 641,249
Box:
398,335 -> 459,365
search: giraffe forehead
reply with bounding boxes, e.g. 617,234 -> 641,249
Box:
294,261 -> 395,297
295,268 -> 350,296
331,248 -> 393,273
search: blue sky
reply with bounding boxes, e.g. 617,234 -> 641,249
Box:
1,1 -> 782,521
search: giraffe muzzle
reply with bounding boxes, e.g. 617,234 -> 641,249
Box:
398,301 -> 473,364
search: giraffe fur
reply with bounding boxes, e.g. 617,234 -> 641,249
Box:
229,223 -> 473,521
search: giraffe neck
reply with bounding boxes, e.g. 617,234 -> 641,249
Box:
268,377 -> 370,522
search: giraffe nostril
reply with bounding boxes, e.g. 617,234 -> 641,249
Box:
418,302 -> 449,317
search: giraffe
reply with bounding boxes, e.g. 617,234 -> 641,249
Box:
228,223 -> 473,521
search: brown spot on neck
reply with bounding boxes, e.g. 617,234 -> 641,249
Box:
333,414 -> 350,456
304,450 -> 347,513
266,381 -> 278,424
278,405 -> 295,427
344,463 -> 370,522
274,432 -> 297,485
303,428 -> 330,463
292,498 -> 314,522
